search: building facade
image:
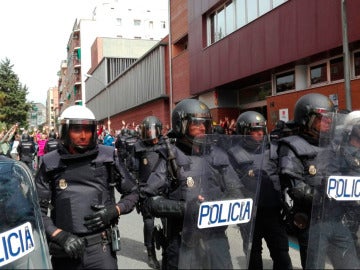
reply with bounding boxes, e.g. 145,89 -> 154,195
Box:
58,0 -> 169,114
186,0 -> 360,130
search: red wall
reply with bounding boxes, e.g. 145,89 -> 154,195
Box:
188,0 -> 360,95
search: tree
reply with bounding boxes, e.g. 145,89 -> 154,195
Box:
0,58 -> 31,128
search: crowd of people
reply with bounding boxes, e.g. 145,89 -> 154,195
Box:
1,93 -> 360,269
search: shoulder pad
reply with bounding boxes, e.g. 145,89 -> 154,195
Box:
94,145 -> 115,163
279,135 -> 317,158
211,146 -> 232,166
174,147 -> 191,166
227,144 -> 253,165
42,151 -> 64,171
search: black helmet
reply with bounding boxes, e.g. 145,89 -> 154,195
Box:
140,116 -> 162,143
172,99 -> 212,141
58,105 -> 97,152
343,110 -> 360,142
21,133 -> 30,142
236,111 -> 267,150
236,111 -> 267,135
49,131 -> 57,139
294,93 -> 335,141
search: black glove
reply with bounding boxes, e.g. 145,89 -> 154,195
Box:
142,196 -> 185,218
51,231 -> 85,259
84,204 -> 119,231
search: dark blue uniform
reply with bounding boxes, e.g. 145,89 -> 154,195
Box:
36,144 -> 138,269
143,141 -> 243,269
228,138 -> 292,270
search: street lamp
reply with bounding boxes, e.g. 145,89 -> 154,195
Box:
84,74 -> 111,131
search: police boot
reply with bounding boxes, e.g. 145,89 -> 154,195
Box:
147,247 -> 160,269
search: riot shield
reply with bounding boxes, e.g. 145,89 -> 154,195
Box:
0,156 -> 52,269
178,134 -> 265,269
306,112 -> 360,269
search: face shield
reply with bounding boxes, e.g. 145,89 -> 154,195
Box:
141,124 -> 161,143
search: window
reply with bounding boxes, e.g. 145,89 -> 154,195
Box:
207,0 -> 288,46
310,63 -> 327,85
149,21 -> 154,29
276,71 -> 295,93
330,57 -> 344,81
354,51 -> 360,77
160,21 -> 166,29
134,19 -> 141,26
116,18 -> 122,26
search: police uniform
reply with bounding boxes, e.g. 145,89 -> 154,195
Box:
132,138 -> 166,269
143,142 -> 243,269
228,138 -> 292,270
36,143 -> 138,269
18,139 -> 36,173
304,141 -> 360,269
44,138 -> 59,154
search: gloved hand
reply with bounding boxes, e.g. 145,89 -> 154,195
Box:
51,231 -> 85,259
84,204 -> 119,231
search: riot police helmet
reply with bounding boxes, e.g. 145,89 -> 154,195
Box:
236,111 -> 267,149
236,111 -> 267,136
58,105 -> 97,152
49,130 -> 57,139
172,99 -> 212,144
140,116 -> 162,143
294,93 -> 335,140
21,133 -> 30,142
343,110 -> 360,143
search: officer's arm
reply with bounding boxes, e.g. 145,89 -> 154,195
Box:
143,196 -> 185,218
277,143 -> 304,187
35,164 -> 59,237
114,156 -> 139,215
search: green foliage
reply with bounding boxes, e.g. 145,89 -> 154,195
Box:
0,58 -> 32,128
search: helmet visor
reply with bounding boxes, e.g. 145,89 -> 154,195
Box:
141,124 -> 161,141
188,117 -> 213,134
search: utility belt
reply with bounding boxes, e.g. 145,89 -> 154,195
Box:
49,226 -> 121,258
80,229 -> 111,247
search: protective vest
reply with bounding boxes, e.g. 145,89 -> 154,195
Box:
42,145 -> 115,234
228,142 -> 281,208
133,141 -> 165,184
44,139 -> 59,154
278,135 -> 320,186
19,141 -> 35,162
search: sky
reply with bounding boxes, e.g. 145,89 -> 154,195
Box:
0,0 -> 98,105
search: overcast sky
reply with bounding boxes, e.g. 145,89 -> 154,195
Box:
0,0 -> 97,105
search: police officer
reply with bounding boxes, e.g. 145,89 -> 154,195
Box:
131,116 -> 164,269
338,110 -> 360,254
115,128 -> 128,161
18,133 -> 37,174
44,129 -> 59,154
228,111 -> 292,270
35,105 -> 139,270
142,99 -> 243,269
277,93 -> 335,268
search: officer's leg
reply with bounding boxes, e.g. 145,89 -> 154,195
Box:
206,233 -> 233,269
164,234 -> 181,270
264,213 -> 292,270
82,242 -> 117,269
144,216 -> 160,269
248,218 -> 264,270
297,228 -> 309,269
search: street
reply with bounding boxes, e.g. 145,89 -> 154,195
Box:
116,209 -> 304,269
